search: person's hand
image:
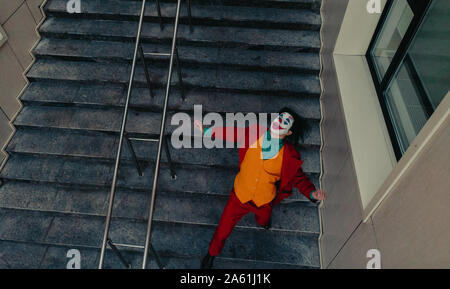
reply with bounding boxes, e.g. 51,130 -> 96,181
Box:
312,190 -> 326,201
194,120 -> 204,133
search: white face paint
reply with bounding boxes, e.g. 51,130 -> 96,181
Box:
270,112 -> 294,137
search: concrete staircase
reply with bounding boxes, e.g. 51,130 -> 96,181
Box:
0,0 -> 322,269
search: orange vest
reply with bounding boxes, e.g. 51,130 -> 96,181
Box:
234,136 -> 284,207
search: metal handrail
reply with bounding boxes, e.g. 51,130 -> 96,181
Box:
98,0 -> 185,269
98,0 -> 148,269
141,0 -> 183,269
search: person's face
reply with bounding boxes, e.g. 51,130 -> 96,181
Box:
270,112 -> 294,138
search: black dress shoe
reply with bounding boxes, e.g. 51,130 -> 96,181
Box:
201,253 -> 215,269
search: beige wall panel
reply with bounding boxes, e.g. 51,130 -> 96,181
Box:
0,109 -> 12,164
372,120 -> 450,269
0,108 -> 13,146
0,0 -> 24,25
3,3 -> 39,69
320,0 -> 352,188
0,43 -> 25,119
319,0 -> 361,268
320,152 -> 363,267
365,93 -> 450,219
328,220 -> 379,269
321,104 -> 349,175
320,60 -> 340,124
26,0 -> 44,24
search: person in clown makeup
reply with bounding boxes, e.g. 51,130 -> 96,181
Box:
194,107 -> 327,269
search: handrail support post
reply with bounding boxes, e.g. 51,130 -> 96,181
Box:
139,44 -> 155,98
125,133 -> 143,177
175,46 -> 185,101
164,135 -> 177,179
156,0 -> 163,30
148,243 -> 164,269
108,238 -> 132,269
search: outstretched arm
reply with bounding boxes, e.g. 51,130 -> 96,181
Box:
194,120 -> 265,146
293,167 -> 326,203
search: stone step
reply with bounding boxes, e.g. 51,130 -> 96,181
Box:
39,16 -> 321,52
1,0 -> 323,270
0,239 -> 318,269
0,180 -> 319,233
33,38 -> 320,74
0,154 -> 319,201
118,0 -> 322,10
6,127 -> 321,173
12,105 -> 322,146
45,0 -> 321,31
0,207 -> 320,267
21,81 -> 321,120
26,59 -> 321,97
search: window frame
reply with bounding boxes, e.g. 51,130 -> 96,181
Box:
366,0 -> 433,160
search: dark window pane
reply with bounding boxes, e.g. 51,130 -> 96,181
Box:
407,0 -> 450,110
385,60 -> 430,153
371,0 -> 414,81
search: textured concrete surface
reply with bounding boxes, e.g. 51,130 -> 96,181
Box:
0,0 -> 322,268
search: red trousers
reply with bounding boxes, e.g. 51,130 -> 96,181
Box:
208,189 -> 273,256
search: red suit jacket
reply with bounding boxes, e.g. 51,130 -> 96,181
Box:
207,123 -> 317,205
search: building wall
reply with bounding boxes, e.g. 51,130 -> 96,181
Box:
328,93 -> 450,269
319,0 -> 389,268
320,0 -> 450,268
333,0 -> 396,217
319,0 -> 362,268
0,0 -> 45,164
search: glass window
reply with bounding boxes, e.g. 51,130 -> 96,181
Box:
407,0 -> 450,110
371,0 -> 414,81
384,59 -> 430,153
367,0 -> 449,158
384,0 -> 449,153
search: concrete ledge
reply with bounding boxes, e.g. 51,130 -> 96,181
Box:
331,0 -> 397,215
334,54 -> 397,211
